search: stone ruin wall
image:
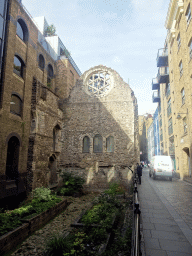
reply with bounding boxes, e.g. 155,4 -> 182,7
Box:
60,65 -> 139,191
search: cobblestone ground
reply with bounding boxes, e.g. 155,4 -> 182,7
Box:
10,192 -> 98,256
146,169 -> 192,230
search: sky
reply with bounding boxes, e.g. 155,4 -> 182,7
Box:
22,0 -> 170,115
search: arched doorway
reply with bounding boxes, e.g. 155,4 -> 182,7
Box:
183,147 -> 191,177
6,136 -> 20,180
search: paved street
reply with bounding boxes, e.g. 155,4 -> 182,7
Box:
138,167 -> 192,256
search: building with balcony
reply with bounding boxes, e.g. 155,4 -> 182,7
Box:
151,0 -> 192,178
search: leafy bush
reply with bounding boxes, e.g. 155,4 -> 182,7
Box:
32,187 -> 52,202
0,213 -> 22,236
31,196 -> 62,214
58,172 -> 85,196
11,205 -> 34,218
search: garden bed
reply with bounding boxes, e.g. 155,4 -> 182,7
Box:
0,198 -> 68,256
21,199 -> 68,234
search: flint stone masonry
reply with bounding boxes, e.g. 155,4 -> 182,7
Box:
60,65 -> 139,190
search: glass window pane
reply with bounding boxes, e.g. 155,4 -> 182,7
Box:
39,54 -> 45,69
106,136 -> 114,152
14,56 -> 22,77
93,135 -> 103,153
16,21 -> 24,41
0,15 -> 4,39
10,95 -> 22,116
0,0 -> 5,16
83,136 -> 90,153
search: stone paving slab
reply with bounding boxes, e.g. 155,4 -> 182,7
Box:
138,168 -> 192,256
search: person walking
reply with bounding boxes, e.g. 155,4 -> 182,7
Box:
136,163 -> 142,184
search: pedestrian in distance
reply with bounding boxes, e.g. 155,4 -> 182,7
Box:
137,163 -> 142,184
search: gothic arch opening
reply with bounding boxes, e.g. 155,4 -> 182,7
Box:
6,136 -> 20,180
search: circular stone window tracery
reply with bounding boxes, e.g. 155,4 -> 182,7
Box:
85,70 -> 113,97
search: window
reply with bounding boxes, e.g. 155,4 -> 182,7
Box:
186,5 -> 191,25
38,54 -> 45,70
159,118 -> 162,128
106,136 -> 114,152
16,19 -> 28,42
177,33 -> 181,50
13,55 -> 24,78
160,129 -> 163,141
179,61 -> 183,77
93,134 -> 103,153
10,94 -> 22,116
166,83 -> 170,97
82,136 -> 90,153
47,64 -> 54,87
167,98 -> 171,117
183,117 -> 187,133
168,117 -> 173,135
189,39 -> 192,59
181,88 -> 185,105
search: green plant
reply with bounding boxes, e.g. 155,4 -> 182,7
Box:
58,172 -> 85,196
32,187 -> 52,202
11,205 -> 34,218
45,233 -> 73,256
45,24 -> 56,36
31,196 -> 61,214
0,213 -> 22,236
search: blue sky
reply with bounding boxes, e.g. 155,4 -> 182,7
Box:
22,0 -> 170,115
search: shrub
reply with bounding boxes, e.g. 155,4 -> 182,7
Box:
32,187 -> 52,202
45,233 -> 73,256
0,213 -> 22,236
58,172 -> 85,196
31,196 -> 62,214
11,205 -> 34,218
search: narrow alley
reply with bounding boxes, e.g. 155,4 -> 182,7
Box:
138,167 -> 192,256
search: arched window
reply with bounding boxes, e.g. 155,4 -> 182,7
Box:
83,136 -> 90,153
10,94 -> 22,116
16,19 -> 28,42
6,136 -> 20,180
38,54 -> 45,70
93,134 -> 103,153
47,64 -> 54,87
106,136 -> 114,152
14,55 -> 25,78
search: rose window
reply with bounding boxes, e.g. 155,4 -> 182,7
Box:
86,71 -> 112,97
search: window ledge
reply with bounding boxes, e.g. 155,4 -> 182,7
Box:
13,72 -> 24,83
9,112 -> 22,121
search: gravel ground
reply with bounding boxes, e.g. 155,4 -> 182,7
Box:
10,192 -> 98,256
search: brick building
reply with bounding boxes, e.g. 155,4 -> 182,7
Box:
0,0 -> 80,204
152,0 -> 192,178
60,65 -> 139,190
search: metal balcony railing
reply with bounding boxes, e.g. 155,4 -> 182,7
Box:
157,67 -> 169,84
152,91 -> 160,103
152,78 -> 160,90
157,48 -> 168,67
